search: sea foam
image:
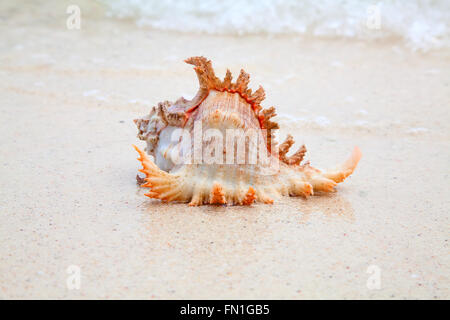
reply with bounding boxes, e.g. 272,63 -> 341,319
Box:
101,0 -> 450,51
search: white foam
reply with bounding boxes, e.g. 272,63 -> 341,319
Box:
83,89 -> 100,97
314,116 -> 331,127
406,127 -> 429,134
129,98 -> 150,105
277,113 -> 332,129
101,0 -> 450,51
356,109 -> 369,116
276,112 -> 433,136
354,120 -> 369,127
330,60 -> 344,68
83,89 -> 108,101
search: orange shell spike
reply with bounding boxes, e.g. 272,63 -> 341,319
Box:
242,187 -> 256,205
210,182 -> 227,205
134,145 -> 186,202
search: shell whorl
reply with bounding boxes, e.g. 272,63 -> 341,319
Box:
133,56 -> 361,205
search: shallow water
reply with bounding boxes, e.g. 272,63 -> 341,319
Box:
101,0 -> 450,51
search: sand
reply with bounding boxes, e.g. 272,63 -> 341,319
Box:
0,0 -> 449,299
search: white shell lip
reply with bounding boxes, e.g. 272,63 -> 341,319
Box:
154,126 -> 178,172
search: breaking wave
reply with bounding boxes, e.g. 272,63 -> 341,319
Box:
101,0 -> 450,51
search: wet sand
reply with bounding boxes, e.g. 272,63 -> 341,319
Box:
0,1 -> 449,299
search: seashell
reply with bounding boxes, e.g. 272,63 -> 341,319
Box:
133,56 -> 361,206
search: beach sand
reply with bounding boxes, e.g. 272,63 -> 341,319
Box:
0,0 -> 449,299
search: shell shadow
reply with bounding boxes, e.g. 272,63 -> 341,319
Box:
137,190 -> 355,223
292,192 -> 355,223
136,192 -> 355,285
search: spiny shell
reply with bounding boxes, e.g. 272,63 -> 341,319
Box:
134,56 -> 361,206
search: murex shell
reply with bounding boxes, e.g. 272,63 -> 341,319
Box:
133,56 -> 361,206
